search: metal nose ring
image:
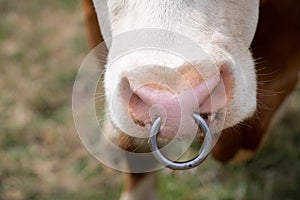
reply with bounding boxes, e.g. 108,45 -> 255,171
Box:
149,113 -> 212,170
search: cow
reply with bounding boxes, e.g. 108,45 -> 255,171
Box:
81,0 -> 300,199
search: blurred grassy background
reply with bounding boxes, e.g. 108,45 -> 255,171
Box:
0,0 -> 299,199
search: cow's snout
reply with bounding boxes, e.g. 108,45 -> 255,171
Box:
119,65 -> 233,139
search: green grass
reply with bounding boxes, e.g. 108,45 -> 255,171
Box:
0,0 -> 299,199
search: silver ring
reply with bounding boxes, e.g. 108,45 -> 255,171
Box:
149,113 -> 212,170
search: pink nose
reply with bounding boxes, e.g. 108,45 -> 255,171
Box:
123,66 -> 232,139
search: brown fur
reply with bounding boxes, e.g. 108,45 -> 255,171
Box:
82,0 -> 104,48
212,0 -> 300,162
123,173 -> 154,193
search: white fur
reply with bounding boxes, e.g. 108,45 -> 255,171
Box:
93,0 -> 259,142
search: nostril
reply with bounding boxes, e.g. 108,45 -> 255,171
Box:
199,113 -> 213,126
219,64 -> 234,100
119,76 -> 152,126
200,113 -> 209,120
128,93 -> 151,127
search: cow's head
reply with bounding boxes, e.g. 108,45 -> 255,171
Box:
93,0 -> 259,150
